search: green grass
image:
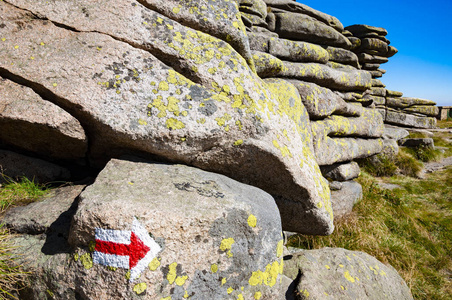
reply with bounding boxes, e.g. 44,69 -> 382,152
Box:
0,176 -> 49,299
0,176 -> 49,213
437,119 -> 452,129
359,150 -> 423,178
288,168 -> 452,299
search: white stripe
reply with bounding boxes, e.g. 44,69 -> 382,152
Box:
95,228 -> 131,244
93,251 -> 129,269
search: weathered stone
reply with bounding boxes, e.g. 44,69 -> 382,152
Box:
335,91 -> 364,102
329,181 -> 343,191
386,90 -> 403,97
368,87 -> 386,97
376,108 -> 387,120
250,26 -> 278,36
345,24 -> 388,37
363,94 -> 386,105
252,51 -> 286,78
312,109 -> 384,166
386,97 -> 437,109
381,139 -> 399,158
358,53 -> 389,64
284,248 -> 414,300
330,181 -> 362,219
268,38 -> 330,63
383,126 -> 410,141
362,63 -> 381,70
0,150 -> 70,183
239,0 -> 268,19
368,70 -> 384,78
347,36 -> 361,50
371,79 -> 386,87
280,62 -> 372,91
1,2 -> 333,235
385,110 -> 437,129
287,80 -> 362,119
71,159 -> 284,299
399,138 -> 434,148
387,45 -> 398,57
342,30 -> 353,37
325,46 -> 359,68
274,12 -> 351,48
359,38 -> 389,56
3,185 -> 85,234
248,32 -> 272,52
13,160 -> 286,299
241,11 -> 268,27
321,162 -> 360,182
354,32 -> 391,44
263,0 -> 344,31
266,12 -> 276,31
403,105 -> 439,117
0,78 -> 87,160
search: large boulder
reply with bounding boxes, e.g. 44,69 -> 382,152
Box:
320,162 -> 360,182
284,248 -> 414,300
12,159 -> 286,299
386,97 -> 437,109
0,78 -> 87,160
0,1 -> 333,235
268,38 -> 330,63
330,181 -> 363,219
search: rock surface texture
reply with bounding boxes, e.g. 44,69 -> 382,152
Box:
284,248 -> 414,300
1,0 -> 422,298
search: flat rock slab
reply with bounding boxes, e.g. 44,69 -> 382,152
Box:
321,162 -> 360,182
3,185 -> 85,234
385,111 -> 437,129
0,78 -> 87,160
0,150 -> 70,183
399,138 -> 434,148
284,248 -> 414,300
330,180 -> 362,219
383,126 -> 409,141
54,159 -> 283,299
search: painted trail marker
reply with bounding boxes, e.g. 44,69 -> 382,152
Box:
93,218 -> 161,281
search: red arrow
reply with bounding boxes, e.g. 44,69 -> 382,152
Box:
95,232 -> 150,269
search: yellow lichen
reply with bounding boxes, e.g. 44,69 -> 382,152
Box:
167,262 -> 178,284
133,283 -> 147,295
247,214 -> 257,228
149,257 -> 161,271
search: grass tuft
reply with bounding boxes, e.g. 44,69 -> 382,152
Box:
288,168 -> 452,300
0,176 -> 49,213
402,145 -> 442,162
359,150 -> 423,178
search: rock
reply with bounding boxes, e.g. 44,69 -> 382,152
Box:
367,87 -> 386,97
252,51 -> 287,77
383,126 -> 410,140
268,38 -> 330,63
403,105 -> 439,117
274,12 -> 351,48
313,137 -> 383,166
386,89 -> 403,97
324,46 -> 360,68
359,38 -> 389,56
321,162 -> 361,182
248,32 -> 272,52
363,95 -> 386,105
284,248 -> 414,300
0,78 -> 87,160
345,24 -> 388,37
381,139 -> 400,158
241,11 -> 268,27
330,181 -> 362,218
371,79 -> 386,87
239,0 -> 268,19
1,2 -> 333,235
280,62 -> 372,91
63,159 -> 284,299
0,150 -> 70,183
263,0 -> 344,31
387,46 -> 398,57
399,138 -> 434,148
3,185 -> 85,234
378,182 -> 402,190
266,12 -> 276,31
347,37 -> 361,50
362,63 -> 382,70
355,32 -> 391,44
358,53 -> 389,64
329,181 -> 343,191
386,97 -> 437,109
287,80 -> 363,119
385,111 -> 437,129
368,70 -> 384,78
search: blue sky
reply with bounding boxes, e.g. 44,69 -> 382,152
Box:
296,0 -> 452,106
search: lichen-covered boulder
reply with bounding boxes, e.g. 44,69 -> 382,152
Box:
268,38 -> 330,63
324,46 -> 359,68
284,248 -> 414,300
12,159 -> 286,299
252,51 -> 287,78
320,162 -> 360,182
330,181 -> 362,219
386,97 -> 437,109
0,78 -> 87,160
1,0 -> 333,235
345,24 -> 388,37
